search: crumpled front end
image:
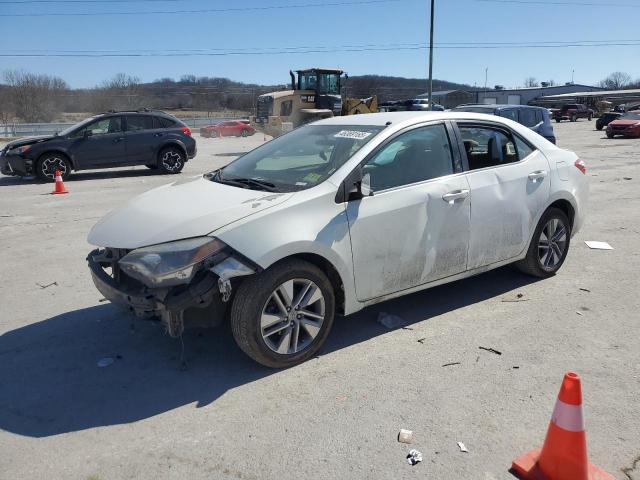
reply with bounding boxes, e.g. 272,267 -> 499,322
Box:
87,245 -> 257,336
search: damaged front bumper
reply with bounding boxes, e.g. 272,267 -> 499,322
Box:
0,152 -> 32,177
87,247 -> 256,335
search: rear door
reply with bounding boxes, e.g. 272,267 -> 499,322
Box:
69,116 -> 126,169
124,115 -> 157,165
455,122 -> 550,269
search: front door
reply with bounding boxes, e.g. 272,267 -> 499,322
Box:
69,116 -> 125,169
346,123 -> 471,301
457,123 -> 551,269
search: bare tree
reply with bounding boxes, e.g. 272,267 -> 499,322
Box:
598,72 -> 632,90
3,70 -> 68,122
524,77 -> 540,88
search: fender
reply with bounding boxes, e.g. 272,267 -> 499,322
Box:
38,149 -> 76,169
155,139 -> 188,160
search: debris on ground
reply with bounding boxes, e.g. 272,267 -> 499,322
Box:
623,177 -> 633,180
513,366 -> 520,369
406,449 -> 423,465
36,281 -> 58,289
584,241 -> 613,250
417,338 -> 426,344
398,429 -> 413,444
576,311 -> 584,316
442,362 -> 461,367
97,357 -> 114,368
377,312 -> 408,329
502,294 -> 529,303
479,346 -> 502,355
98,297 -> 108,302
516,293 -> 524,298
457,442 -> 469,453
579,288 -> 591,292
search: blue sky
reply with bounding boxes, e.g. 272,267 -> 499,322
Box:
1,0 -> 639,89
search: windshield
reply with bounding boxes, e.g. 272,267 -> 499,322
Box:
213,124 -> 384,192
58,116 -> 98,137
621,112 -> 640,120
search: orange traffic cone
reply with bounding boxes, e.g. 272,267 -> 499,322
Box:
511,372 -> 614,480
51,170 -> 68,195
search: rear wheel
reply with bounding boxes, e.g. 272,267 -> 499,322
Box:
571,114 -> 577,122
516,208 -> 571,278
240,129 -> 249,137
230,259 -> 335,368
36,153 -> 71,182
555,118 -> 561,123
157,146 -> 185,174
606,131 -> 614,138
588,113 -> 593,121
596,123 -> 603,131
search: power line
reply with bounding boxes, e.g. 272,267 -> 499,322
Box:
1,0 -> 190,3
474,0 -> 640,7
0,0 -> 400,16
1,41 -> 639,57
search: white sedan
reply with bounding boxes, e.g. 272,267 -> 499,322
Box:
87,112 -> 588,368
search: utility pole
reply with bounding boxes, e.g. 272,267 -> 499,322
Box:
571,69 -> 575,84
427,0 -> 435,110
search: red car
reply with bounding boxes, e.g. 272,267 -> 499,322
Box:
200,120 -> 255,138
606,112 -> 640,138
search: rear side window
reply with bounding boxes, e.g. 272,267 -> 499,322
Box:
154,116 -> 176,129
501,110 -> 518,122
535,110 -> 544,124
126,115 -> 154,131
519,109 -> 538,127
514,135 -> 535,159
458,125 -> 518,170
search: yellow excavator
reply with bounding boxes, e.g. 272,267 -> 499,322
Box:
254,68 -> 377,137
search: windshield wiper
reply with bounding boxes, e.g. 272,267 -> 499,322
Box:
210,170 -> 280,192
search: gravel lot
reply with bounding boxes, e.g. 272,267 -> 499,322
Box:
1,122 -> 639,480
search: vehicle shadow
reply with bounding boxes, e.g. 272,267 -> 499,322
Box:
0,168 -> 159,187
0,266 -> 537,438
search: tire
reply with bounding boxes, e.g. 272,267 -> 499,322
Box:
516,207 -> 571,278
596,123 -> 603,131
240,129 -> 249,137
210,130 -> 219,138
36,153 -> 72,182
555,118 -> 561,123
606,131 -> 614,139
157,146 -> 185,174
570,115 -> 577,122
230,259 -> 336,368
588,114 -> 593,121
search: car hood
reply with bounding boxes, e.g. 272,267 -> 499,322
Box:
3,135 -> 55,150
87,175 -> 293,249
609,119 -> 640,127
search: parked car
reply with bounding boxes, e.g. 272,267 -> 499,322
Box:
552,104 -> 594,123
408,99 -> 445,111
451,104 -> 556,144
596,112 -> 622,131
200,120 -> 255,138
87,111 -> 587,368
605,112 -> 640,138
0,110 -> 195,181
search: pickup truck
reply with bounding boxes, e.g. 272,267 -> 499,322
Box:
553,104 -> 594,123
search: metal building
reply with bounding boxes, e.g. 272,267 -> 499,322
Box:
475,84 -> 602,106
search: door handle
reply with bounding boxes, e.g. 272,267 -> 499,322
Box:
154,132 -> 164,137
113,137 -> 125,143
528,170 -> 547,181
442,189 -> 470,203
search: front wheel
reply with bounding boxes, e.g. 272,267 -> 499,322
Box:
230,259 -> 335,368
516,208 -> 571,278
596,123 -> 603,131
240,129 -> 249,137
588,114 -> 593,121
36,153 -> 72,182
571,115 -> 577,122
555,118 -> 561,123
606,131 -> 614,139
157,147 -> 185,174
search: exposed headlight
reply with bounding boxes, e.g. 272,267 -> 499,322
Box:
8,145 -> 31,156
119,237 -> 226,288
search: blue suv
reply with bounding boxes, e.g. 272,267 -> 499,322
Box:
451,104 -> 556,144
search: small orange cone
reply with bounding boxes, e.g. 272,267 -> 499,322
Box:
511,372 -> 614,480
51,170 -> 68,195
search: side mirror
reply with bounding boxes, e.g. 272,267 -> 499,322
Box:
334,166 -> 374,203
84,129 -> 93,138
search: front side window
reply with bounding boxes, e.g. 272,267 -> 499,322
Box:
459,125 -> 518,170
362,124 -> 455,191
299,73 -> 317,91
126,115 -> 154,131
215,125 -> 383,192
73,117 -> 122,137
501,109 -> 518,122
317,74 -> 340,94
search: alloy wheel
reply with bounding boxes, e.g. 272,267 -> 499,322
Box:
260,278 -> 325,355
41,157 -> 68,180
161,150 -> 183,172
538,218 -> 567,269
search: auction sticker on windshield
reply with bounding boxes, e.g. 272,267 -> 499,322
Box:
334,130 -> 373,140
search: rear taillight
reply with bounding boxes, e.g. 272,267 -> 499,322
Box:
574,159 -> 586,174
181,126 -> 192,136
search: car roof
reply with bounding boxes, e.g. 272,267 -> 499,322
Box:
312,111 -> 527,127
455,104 -> 544,111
